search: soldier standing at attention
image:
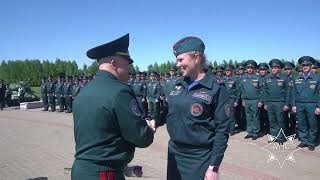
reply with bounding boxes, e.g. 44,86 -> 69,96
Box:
0,80 -> 6,111
224,65 -> 239,136
55,75 -> 65,112
40,77 -> 49,111
291,56 -> 320,151
150,36 -> 229,180
64,76 -> 73,113
71,34 -> 154,180
284,62 -> 296,136
258,63 -> 269,135
131,72 -> 146,116
238,60 -> 263,140
261,59 -> 290,144
72,78 -> 81,100
146,71 -> 161,120
235,63 -> 246,131
215,66 -> 225,80
47,75 -> 56,112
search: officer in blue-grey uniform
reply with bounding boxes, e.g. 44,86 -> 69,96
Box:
291,56 -> 320,151
152,36 -> 229,180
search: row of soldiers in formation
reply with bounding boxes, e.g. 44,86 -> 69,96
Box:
40,75 -> 93,113
128,56 -> 320,151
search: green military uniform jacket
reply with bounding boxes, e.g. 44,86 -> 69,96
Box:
55,82 -> 64,96
163,76 -> 178,98
146,80 -> 161,99
47,81 -> 55,95
131,79 -> 146,98
223,76 -> 239,99
291,73 -> 320,106
158,72 -> 229,179
40,82 -> 47,94
237,75 -> 263,101
261,74 -> 290,104
72,70 -> 154,172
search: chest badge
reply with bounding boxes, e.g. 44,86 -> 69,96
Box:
277,81 -> 283,87
310,84 -> 316,89
190,103 -> 203,116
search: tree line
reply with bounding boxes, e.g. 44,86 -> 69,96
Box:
0,58 -> 318,86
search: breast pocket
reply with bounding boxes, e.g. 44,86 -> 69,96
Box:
294,82 -> 303,93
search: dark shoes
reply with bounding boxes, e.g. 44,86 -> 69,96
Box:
252,136 -> 258,140
244,135 -> 252,139
42,109 -> 48,111
230,131 -> 236,136
297,143 -> 308,148
308,145 -> 315,151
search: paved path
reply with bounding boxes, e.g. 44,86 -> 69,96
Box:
0,107 -> 320,180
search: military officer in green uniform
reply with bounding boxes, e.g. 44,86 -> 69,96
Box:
64,76 -> 73,113
311,60 -> 320,74
224,64 -> 239,136
146,71 -> 161,120
258,63 -> 269,135
72,78 -> 81,100
215,65 -> 225,79
238,60 -> 263,140
40,77 -> 49,111
284,62 -> 297,135
55,75 -> 65,112
235,63 -> 246,131
150,36 -> 229,180
47,75 -> 56,112
131,72 -> 147,116
291,56 -> 319,151
261,59 -> 290,144
72,34 -> 154,180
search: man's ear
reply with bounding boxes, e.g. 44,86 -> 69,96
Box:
194,53 -> 201,64
110,59 -> 117,69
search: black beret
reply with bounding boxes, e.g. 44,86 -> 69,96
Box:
86,34 -> 133,64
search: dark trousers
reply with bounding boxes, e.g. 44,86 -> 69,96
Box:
42,94 -> 49,110
48,94 -> 56,111
147,98 -> 160,119
267,102 -> 286,142
244,99 -> 261,136
0,97 -> 4,110
235,99 -> 246,131
229,98 -> 237,132
65,95 -> 73,112
296,103 -> 318,146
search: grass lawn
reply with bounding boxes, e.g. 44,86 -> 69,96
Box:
31,87 -> 41,97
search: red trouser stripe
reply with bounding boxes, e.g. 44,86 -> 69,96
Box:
99,172 -> 107,180
108,172 -> 115,180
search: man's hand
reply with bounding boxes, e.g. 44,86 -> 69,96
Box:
283,105 -> 289,112
142,98 -> 146,102
292,106 -> 297,113
257,102 -> 263,108
242,101 -> 245,107
264,105 -> 268,110
155,99 -> 159,103
233,102 -> 238,107
315,108 -> 320,115
146,119 -> 156,132
204,168 -> 219,180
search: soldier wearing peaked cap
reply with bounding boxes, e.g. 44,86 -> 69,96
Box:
55,74 -> 65,112
215,66 -> 225,79
40,77 -> 49,111
151,36 -> 230,180
71,34 -> 154,180
224,64 -> 240,136
235,63 -> 247,131
291,56 -> 319,151
258,63 -> 269,135
261,59 -> 290,144
47,75 -> 56,112
311,60 -> 320,74
146,71 -> 161,120
283,61 -> 297,136
238,60 -> 263,140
